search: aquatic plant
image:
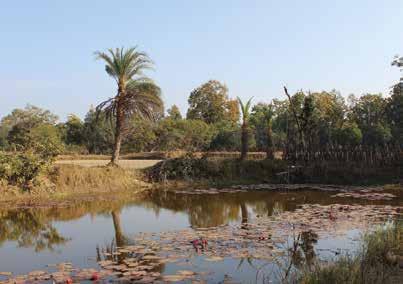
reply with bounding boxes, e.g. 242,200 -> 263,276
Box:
300,223 -> 402,284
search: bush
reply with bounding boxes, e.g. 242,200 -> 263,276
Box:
147,155 -> 287,183
0,151 -> 52,189
7,123 -> 64,158
0,123 -> 61,190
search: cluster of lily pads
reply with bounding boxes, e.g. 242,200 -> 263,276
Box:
171,184 -> 387,195
331,192 -> 397,201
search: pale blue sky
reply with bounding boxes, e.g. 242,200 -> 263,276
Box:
1,0 -> 402,121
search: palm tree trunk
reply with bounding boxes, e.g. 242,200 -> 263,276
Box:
240,123 -> 248,160
111,124 -> 122,165
111,87 -> 125,165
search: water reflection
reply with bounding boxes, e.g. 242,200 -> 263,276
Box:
111,210 -> 129,248
0,209 -> 67,251
290,231 -> 318,269
0,189 -> 400,281
95,210 -> 133,264
0,189 -> 400,251
144,189 -> 401,228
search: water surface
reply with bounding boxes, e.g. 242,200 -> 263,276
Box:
0,189 -> 401,283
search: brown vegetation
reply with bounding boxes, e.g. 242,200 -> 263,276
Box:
0,165 -> 150,205
52,165 -> 149,193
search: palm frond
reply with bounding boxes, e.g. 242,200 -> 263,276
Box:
124,80 -> 164,121
94,47 -> 154,84
237,97 -> 253,121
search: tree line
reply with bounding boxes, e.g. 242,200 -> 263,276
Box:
0,48 -> 402,164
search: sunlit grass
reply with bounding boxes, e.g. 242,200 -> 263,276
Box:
52,164 -> 149,193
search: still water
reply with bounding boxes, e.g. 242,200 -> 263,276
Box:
0,189 -> 401,283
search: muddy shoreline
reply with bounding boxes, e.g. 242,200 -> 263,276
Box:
1,182 -> 401,209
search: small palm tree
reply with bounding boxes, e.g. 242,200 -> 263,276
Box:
95,47 -> 163,165
238,97 -> 253,160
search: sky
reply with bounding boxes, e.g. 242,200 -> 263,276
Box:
0,0 -> 402,121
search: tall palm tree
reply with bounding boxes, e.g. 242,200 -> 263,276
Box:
238,97 -> 253,160
95,47 -> 163,165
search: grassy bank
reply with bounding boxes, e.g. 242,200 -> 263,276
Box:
147,156 -> 403,186
0,165 -> 150,206
56,151 -> 281,161
55,159 -> 161,169
146,156 -> 288,185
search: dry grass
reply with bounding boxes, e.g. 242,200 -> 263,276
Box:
52,164 -> 150,193
57,154 -> 112,160
55,159 -> 161,169
57,151 -> 283,161
57,152 -> 167,160
0,164 -> 150,206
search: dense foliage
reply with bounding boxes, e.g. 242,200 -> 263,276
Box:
1,82 -> 402,158
0,58 -> 402,161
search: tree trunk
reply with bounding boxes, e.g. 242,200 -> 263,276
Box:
240,123 -> 248,160
111,124 -> 122,165
110,84 -> 125,166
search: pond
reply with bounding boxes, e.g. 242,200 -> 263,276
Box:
0,188 -> 401,283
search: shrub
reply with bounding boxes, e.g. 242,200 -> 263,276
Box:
146,155 -> 287,183
7,123 -> 64,158
0,151 -> 52,189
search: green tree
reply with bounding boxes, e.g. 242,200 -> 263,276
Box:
301,94 -> 316,150
310,91 -> 346,146
182,120 -> 215,151
187,80 -> 239,124
167,105 -> 182,120
155,118 -> 214,151
332,122 -> 362,146
7,123 -> 64,158
270,99 -> 289,150
209,121 -> 242,151
250,103 -> 271,151
388,55 -> 403,146
82,108 -> 114,154
249,102 -> 274,158
349,94 -> 390,145
0,105 -> 58,149
95,47 -> 164,165
123,118 -> 157,152
238,97 -> 253,160
63,114 -> 85,145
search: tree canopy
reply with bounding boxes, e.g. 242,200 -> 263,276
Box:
187,80 -> 239,124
